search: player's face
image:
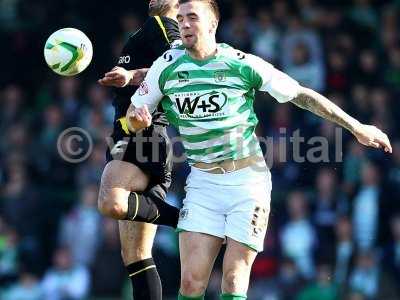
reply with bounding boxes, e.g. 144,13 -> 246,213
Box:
177,1 -> 217,50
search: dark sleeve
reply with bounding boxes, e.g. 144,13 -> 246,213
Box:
111,17 -> 173,121
116,17 -> 171,70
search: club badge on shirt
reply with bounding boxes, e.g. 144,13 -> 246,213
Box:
139,81 -> 149,96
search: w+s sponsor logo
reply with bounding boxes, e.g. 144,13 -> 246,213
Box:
174,91 -> 228,117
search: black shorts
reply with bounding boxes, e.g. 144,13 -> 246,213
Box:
106,120 -> 172,194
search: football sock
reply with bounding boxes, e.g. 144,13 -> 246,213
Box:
126,258 -> 162,300
220,293 -> 247,300
126,191 -> 179,227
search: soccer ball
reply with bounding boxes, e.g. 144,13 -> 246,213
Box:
44,28 -> 93,76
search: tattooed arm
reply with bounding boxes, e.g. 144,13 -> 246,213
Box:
291,87 -> 392,153
291,87 -> 360,133
244,53 -> 392,153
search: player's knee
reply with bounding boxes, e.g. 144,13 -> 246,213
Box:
180,271 -> 207,296
98,200 -> 126,219
97,188 -> 127,219
222,269 -> 246,294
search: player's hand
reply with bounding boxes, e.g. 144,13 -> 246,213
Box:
98,66 -> 132,87
126,105 -> 152,132
353,124 -> 392,153
130,68 -> 148,86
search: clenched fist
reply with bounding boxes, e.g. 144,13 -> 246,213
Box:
126,104 -> 152,132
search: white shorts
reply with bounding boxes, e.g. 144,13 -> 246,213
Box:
177,164 -> 272,252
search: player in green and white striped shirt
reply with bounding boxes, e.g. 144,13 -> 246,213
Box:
127,1 -> 392,299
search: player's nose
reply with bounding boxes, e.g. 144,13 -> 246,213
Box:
182,23 -> 191,31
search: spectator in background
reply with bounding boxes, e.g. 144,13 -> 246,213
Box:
268,139 -> 300,198
277,257 -> 306,300
334,216 -> 355,287
346,291 -> 366,300
369,88 -> 393,135
343,141 -> 366,196
219,3 -> 256,52
296,0 -> 322,26
0,85 -> 25,133
0,153 -> 44,274
0,0 -> 21,32
296,262 -> 339,300
1,123 -> 31,157
349,250 -> 380,300
252,8 -> 280,64
387,141 -> 400,199
37,105 -> 64,166
35,104 -> 76,187
2,272 -> 42,300
76,143 -> 106,187
383,214 -> 400,296
312,168 -> 346,252
380,6 -> 398,50
350,85 -> 371,124
82,108 -> 110,142
90,218 -> 125,298
326,50 -> 350,93
280,191 -> 317,279
0,157 -> 40,239
271,0 -> 290,29
57,78 -> 81,126
248,221 -> 282,300
317,120 -> 341,162
353,162 -> 380,251
41,247 -> 90,300
248,257 -> 306,300
0,223 -> 19,285
264,104 -> 300,195
58,184 -> 101,267
384,47 -> 400,93
80,83 -> 114,127
279,14 -> 326,92
284,41 -> 325,92
356,50 -> 381,87
348,0 -> 378,31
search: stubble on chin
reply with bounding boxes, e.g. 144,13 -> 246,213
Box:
182,40 -> 194,50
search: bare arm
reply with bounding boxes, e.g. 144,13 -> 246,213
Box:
291,87 -> 392,152
98,67 -> 149,87
292,87 -> 360,133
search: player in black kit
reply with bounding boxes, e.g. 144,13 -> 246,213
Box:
97,1 -> 180,299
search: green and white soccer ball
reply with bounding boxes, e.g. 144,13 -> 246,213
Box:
44,28 -> 93,76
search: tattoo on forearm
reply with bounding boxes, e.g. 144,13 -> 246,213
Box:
291,89 -> 358,133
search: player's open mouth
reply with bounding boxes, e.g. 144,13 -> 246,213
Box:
184,34 -> 193,39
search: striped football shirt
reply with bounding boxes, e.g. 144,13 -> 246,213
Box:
131,43 -> 300,164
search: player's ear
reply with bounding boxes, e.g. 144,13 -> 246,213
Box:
210,19 -> 218,34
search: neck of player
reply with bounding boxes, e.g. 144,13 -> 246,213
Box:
188,40 -> 217,61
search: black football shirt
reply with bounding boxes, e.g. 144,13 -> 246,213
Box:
113,16 -> 180,125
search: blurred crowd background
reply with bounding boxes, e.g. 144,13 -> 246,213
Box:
1,0 -> 400,299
